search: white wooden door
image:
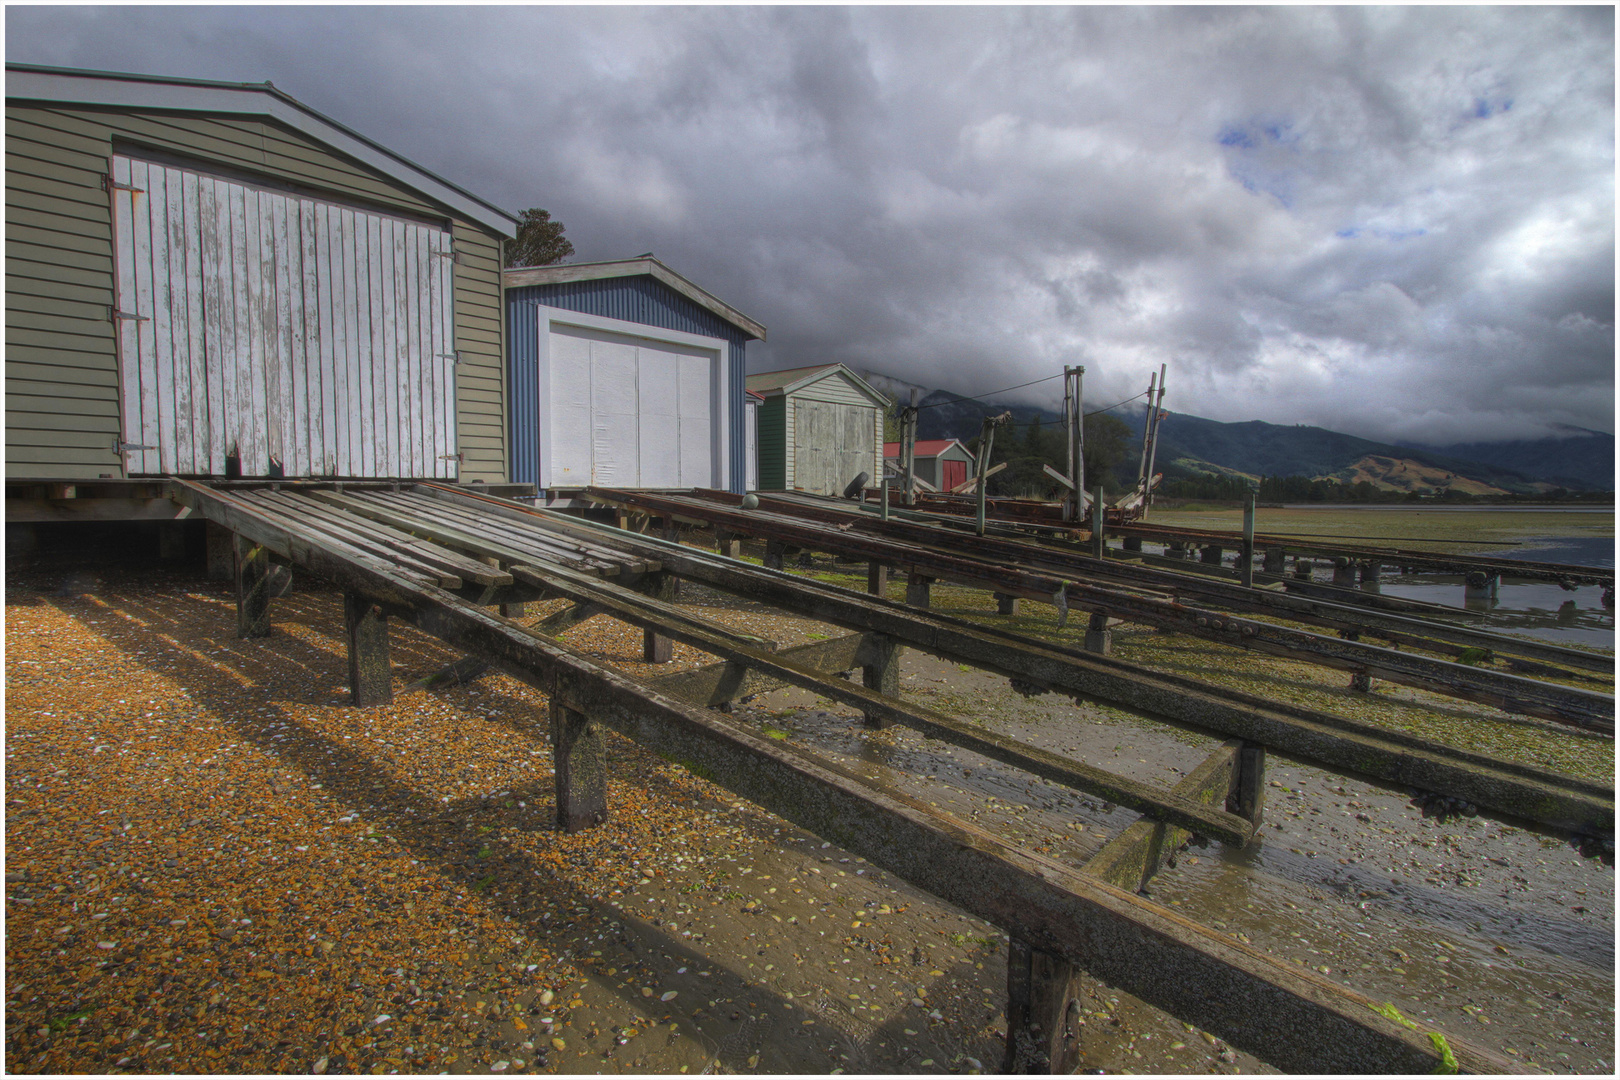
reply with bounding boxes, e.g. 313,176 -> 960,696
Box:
545,324 -> 717,488
110,155 -> 457,478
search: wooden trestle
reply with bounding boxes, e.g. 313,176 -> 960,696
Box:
163,477 -> 1597,1074
582,487 -> 1614,733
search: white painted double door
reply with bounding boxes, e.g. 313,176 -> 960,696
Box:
548,325 -> 716,488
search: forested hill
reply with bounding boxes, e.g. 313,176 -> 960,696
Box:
1398,427 -> 1613,492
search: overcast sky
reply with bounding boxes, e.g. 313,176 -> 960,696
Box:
8,5 -> 1614,444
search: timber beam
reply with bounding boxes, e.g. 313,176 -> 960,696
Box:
423,487 -> 1610,838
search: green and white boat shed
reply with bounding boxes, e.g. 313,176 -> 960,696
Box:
746,363 -> 890,496
6,63 -> 520,488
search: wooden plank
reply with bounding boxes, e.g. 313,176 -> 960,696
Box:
110,154 -> 140,478
237,494 -> 462,588
387,490 -> 647,573
200,176 -> 228,473
1083,741 -> 1240,894
648,632 -> 874,707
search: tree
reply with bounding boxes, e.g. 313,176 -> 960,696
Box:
504,208 -> 575,268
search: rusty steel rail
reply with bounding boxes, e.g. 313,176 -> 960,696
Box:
166,477 -> 1509,1074
582,487 -> 1613,732
417,483 -> 1613,839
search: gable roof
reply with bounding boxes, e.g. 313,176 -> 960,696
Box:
503,256 -> 766,340
883,439 -> 968,458
6,62 -> 520,238
745,363 -> 889,406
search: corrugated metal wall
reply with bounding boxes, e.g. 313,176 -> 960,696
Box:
506,276 -> 751,492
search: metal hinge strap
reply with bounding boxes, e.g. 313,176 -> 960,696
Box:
109,308 -> 150,323
439,452 -> 464,462
436,351 -> 462,363
103,176 -> 144,193
114,439 -> 157,453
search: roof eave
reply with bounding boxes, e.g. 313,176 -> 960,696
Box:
5,63 -> 520,238
504,257 -> 766,341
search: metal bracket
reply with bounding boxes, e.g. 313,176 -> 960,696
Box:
102,176 -> 144,194
438,451 -> 465,462
114,438 -> 158,454
436,351 -> 462,364
108,308 -> 151,323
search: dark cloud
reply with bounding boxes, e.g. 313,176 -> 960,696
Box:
7,5 -> 1612,443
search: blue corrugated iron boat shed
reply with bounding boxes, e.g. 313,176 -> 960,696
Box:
504,258 -> 766,493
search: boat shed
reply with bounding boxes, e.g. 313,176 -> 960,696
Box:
504,257 -> 766,496
5,64 -> 521,487
884,437 -> 976,491
748,363 -> 890,495
744,388 -> 765,492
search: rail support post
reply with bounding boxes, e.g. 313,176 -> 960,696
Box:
1332,557 -> 1358,587
233,534 -> 272,638
551,701 -> 608,832
867,562 -> 889,596
1004,937 -> 1083,1074
905,573 -> 934,609
1090,484 -> 1106,559
1262,547 -> 1287,574
500,600 -> 531,618
764,539 -> 787,570
344,591 -> 393,707
640,573 -> 677,663
996,592 -> 1020,616
1122,536 -> 1142,553
861,633 -> 901,729
1349,670 -> 1372,692
206,521 -> 234,580
1084,611 -> 1112,656
1201,544 -> 1223,566
1226,742 -> 1266,829
1293,556 -> 1314,580
1165,540 -> 1186,560
715,530 -> 742,560
1240,495 -> 1256,588
1464,571 -> 1499,602
1359,561 -> 1381,584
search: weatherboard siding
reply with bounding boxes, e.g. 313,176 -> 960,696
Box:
5,102 -> 507,480
506,275 -> 750,492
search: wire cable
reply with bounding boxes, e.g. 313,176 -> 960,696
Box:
914,372 -> 1066,411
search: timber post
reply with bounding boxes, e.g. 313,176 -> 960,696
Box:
1262,547 -> 1287,574
1201,544 -> 1223,566
1122,536 -> 1142,553
640,573 -> 678,663
1359,561 -> 1381,585
1226,742 -> 1266,828
551,700 -> 608,832
1332,557 -> 1357,587
1240,495 -> 1256,588
996,592 -> 1020,616
715,530 -> 742,560
1091,483 -> 1105,559
233,534 -> 272,638
764,539 -> 787,570
1004,937 -> 1083,1073
1464,571 -> 1499,602
344,590 -> 393,707
158,520 -> 188,563
1084,611 -> 1112,655
905,573 -> 934,609
860,633 -> 901,729
1293,556 -> 1314,580
867,562 -> 889,596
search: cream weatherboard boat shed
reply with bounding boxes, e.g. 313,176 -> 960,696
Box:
5,64 -> 520,487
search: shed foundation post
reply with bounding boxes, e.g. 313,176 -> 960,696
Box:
867,562 -> 889,596
551,701 -> 609,833
905,573 -> 934,609
206,521 -> 234,580
344,591 -> 393,707
158,520 -> 188,563
233,535 -> 272,638
861,634 -> 901,729
1004,937 -> 1083,1074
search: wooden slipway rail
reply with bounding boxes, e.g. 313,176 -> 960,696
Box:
584,488 -> 1613,733
162,477 -> 1520,1074
704,489 -> 1612,679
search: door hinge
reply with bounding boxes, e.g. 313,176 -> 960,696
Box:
436,351 -> 462,364
430,249 -> 462,264
438,451 -> 464,462
113,438 -> 157,453
108,307 -> 150,323
102,176 -> 144,194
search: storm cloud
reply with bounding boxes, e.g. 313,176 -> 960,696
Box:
8,5 -> 1613,443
